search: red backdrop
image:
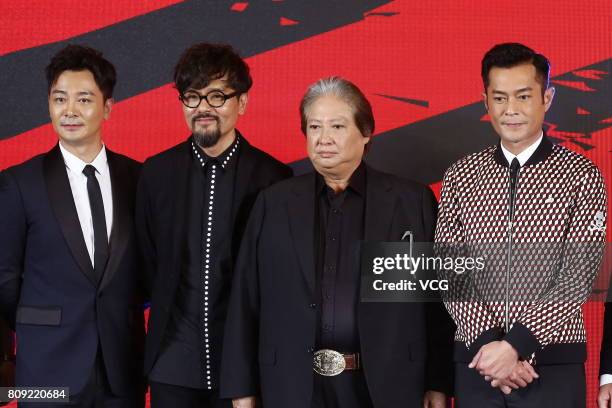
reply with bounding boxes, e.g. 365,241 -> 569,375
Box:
1,1 -> 610,406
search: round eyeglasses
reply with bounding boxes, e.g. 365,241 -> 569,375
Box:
179,90 -> 240,109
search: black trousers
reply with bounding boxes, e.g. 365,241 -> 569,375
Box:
149,381 -> 231,408
20,352 -> 143,408
455,362 -> 586,408
310,371 -> 373,408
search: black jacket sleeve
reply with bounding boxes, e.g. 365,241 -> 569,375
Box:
600,273 -> 612,377
220,190 -> 267,399
422,185 -> 455,395
0,170 -> 26,329
134,164 -> 157,299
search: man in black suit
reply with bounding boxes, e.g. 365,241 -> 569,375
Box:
0,45 -> 145,407
0,317 -> 15,405
220,77 -> 454,408
599,294 -> 612,408
136,43 -> 291,408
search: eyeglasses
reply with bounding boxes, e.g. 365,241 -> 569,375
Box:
179,90 -> 240,109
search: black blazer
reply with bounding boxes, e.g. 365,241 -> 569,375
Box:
136,136 -> 292,375
600,277 -> 612,377
0,144 -> 145,397
220,165 -> 454,408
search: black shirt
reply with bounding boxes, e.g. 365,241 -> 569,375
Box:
315,162 -> 366,352
149,135 -> 240,390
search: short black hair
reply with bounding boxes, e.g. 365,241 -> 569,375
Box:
173,43 -> 252,96
481,43 -> 550,94
45,44 -> 117,100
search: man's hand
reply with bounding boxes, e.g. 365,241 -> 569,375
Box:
488,361 -> 539,394
232,396 -> 256,408
469,340 -> 519,380
598,384 -> 612,408
423,390 -> 448,408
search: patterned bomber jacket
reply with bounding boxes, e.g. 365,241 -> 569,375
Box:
435,135 -> 607,364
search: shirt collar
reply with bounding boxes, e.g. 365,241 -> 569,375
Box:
316,161 -> 367,197
500,130 -> 543,166
59,142 -> 108,176
191,134 -> 241,170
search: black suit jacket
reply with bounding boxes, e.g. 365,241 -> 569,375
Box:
220,165 -> 455,408
600,278 -> 612,377
136,135 -> 292,376
0,144 -> 145,397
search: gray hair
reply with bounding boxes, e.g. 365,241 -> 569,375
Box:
299,76 -> 375,149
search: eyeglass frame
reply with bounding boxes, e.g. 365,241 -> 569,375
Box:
178,89 -> 241,109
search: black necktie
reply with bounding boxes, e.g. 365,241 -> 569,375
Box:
508,158 -> 521,221
83,164 -> 109,283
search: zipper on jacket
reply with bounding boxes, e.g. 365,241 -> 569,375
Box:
506,161 -> 520,333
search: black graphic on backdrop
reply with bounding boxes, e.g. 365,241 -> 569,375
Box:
0,0 -> 390,139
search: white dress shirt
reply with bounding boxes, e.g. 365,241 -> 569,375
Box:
500,131 -> 543,166
59,142 -> 113,267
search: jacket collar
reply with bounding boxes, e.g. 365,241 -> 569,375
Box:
190,132 -> 241,171
493,131 -> 554,168
287,164 -> 395,294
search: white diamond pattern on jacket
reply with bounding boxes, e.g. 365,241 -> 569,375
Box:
435,143 -> 607,351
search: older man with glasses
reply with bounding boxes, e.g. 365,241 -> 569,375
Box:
136,42 -> 291,408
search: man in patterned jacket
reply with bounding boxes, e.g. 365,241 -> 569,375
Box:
435,43 -> 607,407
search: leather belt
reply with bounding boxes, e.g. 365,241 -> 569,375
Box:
313,349 -> 360,376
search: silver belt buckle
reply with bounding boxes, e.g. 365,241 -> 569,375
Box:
313,349 -> 346,376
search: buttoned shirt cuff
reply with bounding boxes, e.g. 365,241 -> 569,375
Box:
600,374 -> 612,386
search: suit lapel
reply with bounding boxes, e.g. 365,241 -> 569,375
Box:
99,150 -> 130,290
360,168 -> 396,338
287,174 -> 316,294
232,137 -> 256,220
170,141 -> 194,272
364,167 -> 396,242
44,144 -> 98,286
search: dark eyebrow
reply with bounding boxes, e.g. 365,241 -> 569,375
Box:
307,118 -> 322,123
50,90 -> 96,96
186,85 -> 230,94
515,87 -> 533,93
491,90 -> 509,96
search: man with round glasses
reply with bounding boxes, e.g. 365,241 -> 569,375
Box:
136,43 -> 291,408
179,89 -> 240,110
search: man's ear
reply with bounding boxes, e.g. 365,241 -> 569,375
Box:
543,86 -> 555,112
238,93 -> 248,115
104,98 -> 113,120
